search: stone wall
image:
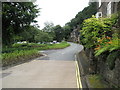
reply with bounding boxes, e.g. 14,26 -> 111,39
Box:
98,58 -> 120,87
84,48 -> 120,88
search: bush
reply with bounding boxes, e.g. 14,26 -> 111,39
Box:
95,37 -> 120,56
80,14 -> 118,49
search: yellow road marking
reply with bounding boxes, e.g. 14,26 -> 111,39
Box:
75,60 -> 82,89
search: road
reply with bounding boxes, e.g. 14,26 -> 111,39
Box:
2,42 -> 83,88
37,42 -> 83,61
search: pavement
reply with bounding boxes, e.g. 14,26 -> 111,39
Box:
2,42 -> 83,88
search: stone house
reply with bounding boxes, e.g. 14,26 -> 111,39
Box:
69,26 -> 80,43
95,0 -> 120,18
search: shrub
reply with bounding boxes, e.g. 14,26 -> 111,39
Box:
95,36 -> 120,56
80,14 -> 118,49
2,49 -> 39,67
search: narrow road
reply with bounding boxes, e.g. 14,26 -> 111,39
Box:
2,42 -> 83,88
37,42 -> 83,60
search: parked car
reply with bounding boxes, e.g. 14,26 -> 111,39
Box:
53,41 -> 57,44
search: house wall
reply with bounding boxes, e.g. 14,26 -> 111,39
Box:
98,1 -> 119,17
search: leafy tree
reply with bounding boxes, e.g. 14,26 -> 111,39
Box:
42,21 -> 55,40
42,21 -> 54,32
65,2 -> 97,30
63,25 -> 71,40
53,25 -> 64,42
34,31 -> 53,43
2,2 -> 40,45
18,26 -> 39,42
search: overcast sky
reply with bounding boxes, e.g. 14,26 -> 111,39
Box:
35,0 -> 89,29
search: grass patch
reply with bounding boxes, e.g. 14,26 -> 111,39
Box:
88,74 -> 109,88
2,49 -> 42,67
36,42 -> 70,50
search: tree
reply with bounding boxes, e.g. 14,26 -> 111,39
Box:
63,25 -> 71,40
53,25 -> 64,42
42,21 -> 55,40
65,2 -> 97,30
18,26 -> 39,42
42,21 -> 54,32
34,31 -> 53,43
2,2 -> 40,45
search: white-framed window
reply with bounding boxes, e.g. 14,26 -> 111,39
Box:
107,1 -> 112,16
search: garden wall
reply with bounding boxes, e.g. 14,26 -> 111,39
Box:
84,48 -> 120,88
98,57 -> 120,87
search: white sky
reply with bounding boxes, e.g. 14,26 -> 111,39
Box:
35,0 -> 89,29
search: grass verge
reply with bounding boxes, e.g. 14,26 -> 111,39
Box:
2,49 -> 42,67
36,42 -> 70,50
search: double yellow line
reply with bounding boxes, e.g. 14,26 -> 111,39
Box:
75,55 -> 82,89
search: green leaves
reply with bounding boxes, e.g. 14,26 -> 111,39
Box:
2,49 -> 39,67
80,15 -> 118,49
2,2 -> 40,45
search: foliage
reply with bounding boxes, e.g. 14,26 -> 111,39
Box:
46,42 -> 70,49
2,2 -> 40,45
18,26 -> 39,42
31,42 -> 70,50
52,25 -> 65,42
2,49 -> 40,67
42,21 -> 54,32
42,22 -> 55,40
95,34 -> 120,56
81,17 -> 110,48
65,2 -> 97,30
63,25 -> 72,40
80,13 -> 119,71
80,14 -> 118,49
34,31 -> 53,43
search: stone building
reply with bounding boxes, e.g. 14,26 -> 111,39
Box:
95,0 -> 120,17
69,26 -> 80,43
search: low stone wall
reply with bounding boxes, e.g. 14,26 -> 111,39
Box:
84,48 -> 120,88
98,58 -> 120,87
76,50 -> 89,88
